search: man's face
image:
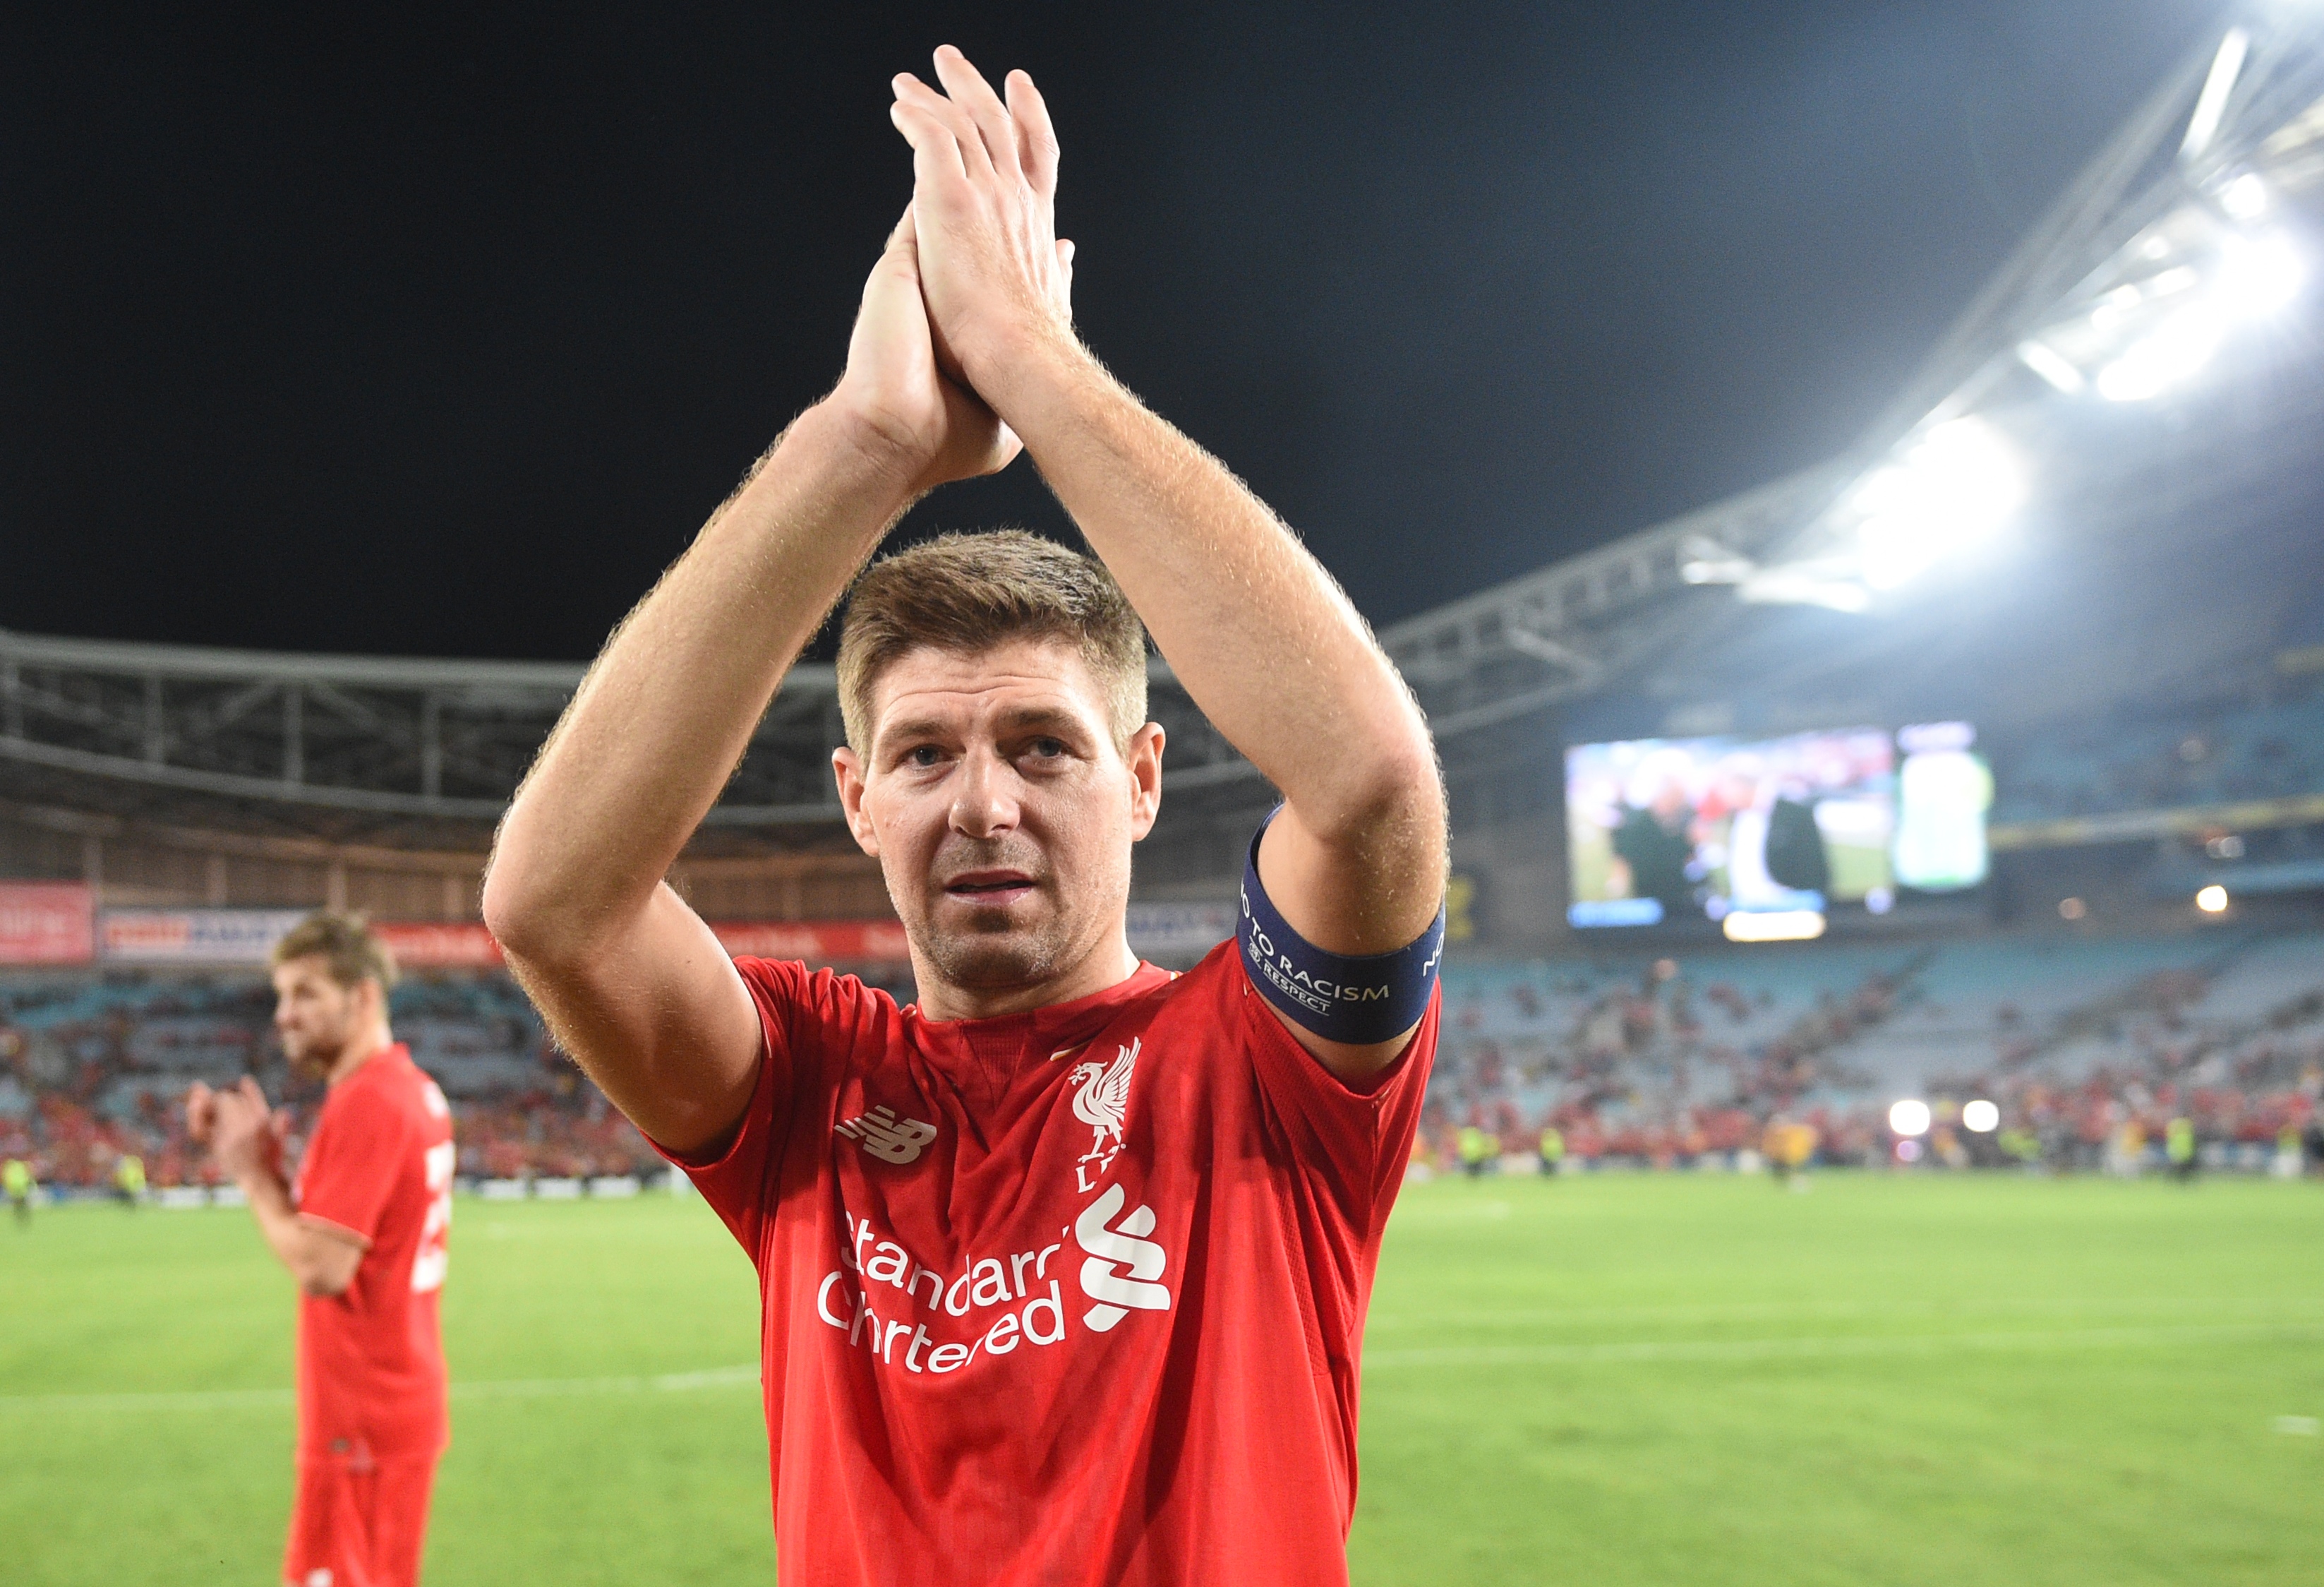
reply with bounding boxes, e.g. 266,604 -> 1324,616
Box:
1649,779 -> 1690,825
833,639 -> 1162,998
272,956 -> 369,1078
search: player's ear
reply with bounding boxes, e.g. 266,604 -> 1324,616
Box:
833,748 -> 881,858
1127,722 -> 1164,842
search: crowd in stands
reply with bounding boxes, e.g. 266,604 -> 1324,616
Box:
0,971 -> 659,1191
1417,929 -> 2324,1175
8,934 -> 2322,1193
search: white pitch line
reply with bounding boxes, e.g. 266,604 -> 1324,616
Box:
18,1317 -> 2318,1408
0,1365 -> 760,1414
1363,1319 -> 2324,1370
1366,1294 -> 2324,1331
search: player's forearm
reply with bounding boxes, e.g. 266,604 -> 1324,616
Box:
987,340 -> 1444,855
486,403 -> 915,959
234,1168 -> 345,1296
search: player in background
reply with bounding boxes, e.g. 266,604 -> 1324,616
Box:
188,913 -> 454,1587
1538,1124 -> 1566,1176
114,1151 -> 147,1207
485,44 -> 1446,1587
4,1155 -> 31,1226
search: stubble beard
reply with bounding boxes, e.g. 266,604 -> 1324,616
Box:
918,902 -> 1080,993
905,839 -> 1086,997
281,1016 -> 354,1082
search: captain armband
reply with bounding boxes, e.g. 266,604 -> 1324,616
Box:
1237,815 -> 1445,1046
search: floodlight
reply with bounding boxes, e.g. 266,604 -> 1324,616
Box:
1852,417 -> 2024,589
2096,307 -> 2222,401
1888,1098 -> 1932,1137
2196,884 -> 2230,913
2090,283 -> 2143,331
2215,232 -> 2304,318
2017,339 -> 2085,393
2222,172 -> 2270,220
1962,1099 -> 1999,1133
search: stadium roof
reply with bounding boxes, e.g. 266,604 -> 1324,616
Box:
7,12 -> 2324,862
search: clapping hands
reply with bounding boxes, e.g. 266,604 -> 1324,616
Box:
186,1076 -> 288,1185
887,47 -> 1075,395
830,47 -> 1076,496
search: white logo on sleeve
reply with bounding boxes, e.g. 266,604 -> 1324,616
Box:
835,1106 -> 938,1165
1068,1038 -> 1138,1192
1074,1181 -> 1170,1332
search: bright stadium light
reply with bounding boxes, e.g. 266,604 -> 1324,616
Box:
2215,232 -> 2305,318
2221,172 -> 2270,221
1962,1099 -> 2000,1133
1853,417 -> 2024,589
1889,1099 -> 1932,1137
2196,884 -> 2230,914
2096,307 -> 2222,401
2095,233 -> 2304,402
2017,338 -> 2085,393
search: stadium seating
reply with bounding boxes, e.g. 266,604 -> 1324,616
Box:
1992,686 -> 2324,822
0,969 -> 661,1189
1426,928 -> 2324,1172
7,933 -> 2318,1190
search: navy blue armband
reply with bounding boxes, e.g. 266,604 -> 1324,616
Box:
1238,816 -> 1445,1045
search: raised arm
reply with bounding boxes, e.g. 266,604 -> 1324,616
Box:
890,50 -> 1447,1079
482,210 -> 1044,1154
188,1078 -> 364,1297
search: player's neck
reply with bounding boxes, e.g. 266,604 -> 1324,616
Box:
323,1027 -> 395,1088
914,933 -> 1140,1023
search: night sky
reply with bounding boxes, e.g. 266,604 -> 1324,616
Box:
0,2 -> 2226,661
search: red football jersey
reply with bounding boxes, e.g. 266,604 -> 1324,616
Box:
669,942 -> 1437,1586
291,1043 -> 455,1461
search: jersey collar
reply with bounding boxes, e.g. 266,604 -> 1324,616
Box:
916,962 -> 1172,1050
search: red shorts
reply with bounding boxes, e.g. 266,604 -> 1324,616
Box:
283,1442 -> 440,1587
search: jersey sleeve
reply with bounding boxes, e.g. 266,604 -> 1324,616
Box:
295,1084 -> 409,1247
1234,954 -> 1438,1238
651,957 -> 885,1262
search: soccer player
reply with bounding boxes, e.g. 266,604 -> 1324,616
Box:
187,913 -> 454,1587
483,44 -> 1447,1586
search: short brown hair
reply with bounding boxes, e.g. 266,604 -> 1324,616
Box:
270,911 -> 398,993
836,530 -> 1148,753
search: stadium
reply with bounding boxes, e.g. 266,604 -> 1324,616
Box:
6,12 -> 2321,1587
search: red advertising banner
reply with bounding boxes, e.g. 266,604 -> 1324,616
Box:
375,922 -> 505,969
711,920 -> 910,962
0,882 -> 96,965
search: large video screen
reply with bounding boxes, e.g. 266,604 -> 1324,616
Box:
1565,722 -> 1989,930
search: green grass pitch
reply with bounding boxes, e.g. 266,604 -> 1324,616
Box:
5,1172 -> 2319,1585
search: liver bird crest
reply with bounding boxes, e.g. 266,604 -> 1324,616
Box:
1070,1038 -> 1140,1170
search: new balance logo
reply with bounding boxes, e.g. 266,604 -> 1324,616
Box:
835,1106 -> 938,1165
